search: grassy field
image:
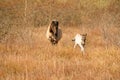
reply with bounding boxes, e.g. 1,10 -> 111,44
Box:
0,26 -> 120,80
0,0 -> 120,80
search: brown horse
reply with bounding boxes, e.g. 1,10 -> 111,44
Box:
46,20 -> 62,45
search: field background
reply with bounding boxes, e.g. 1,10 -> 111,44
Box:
0,0 -> 120,80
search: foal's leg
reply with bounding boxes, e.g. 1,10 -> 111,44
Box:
74,43 -> 77,48
78,43 -> 84,52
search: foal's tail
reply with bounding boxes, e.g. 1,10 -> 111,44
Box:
72,39 -> 75,41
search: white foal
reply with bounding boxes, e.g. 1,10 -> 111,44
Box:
72,33 -> 87,53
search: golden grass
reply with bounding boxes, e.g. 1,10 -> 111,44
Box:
0,26 -> 120,80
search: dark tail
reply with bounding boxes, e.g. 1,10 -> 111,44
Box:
72,39 -> 75,41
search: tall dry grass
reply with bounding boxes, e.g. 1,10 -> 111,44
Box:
0,26 -> 120,80
0,0 -> 120,80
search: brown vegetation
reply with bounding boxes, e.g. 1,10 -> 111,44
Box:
0,0 -> 120,80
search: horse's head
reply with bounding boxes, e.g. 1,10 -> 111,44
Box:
50,20 -> 59,38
